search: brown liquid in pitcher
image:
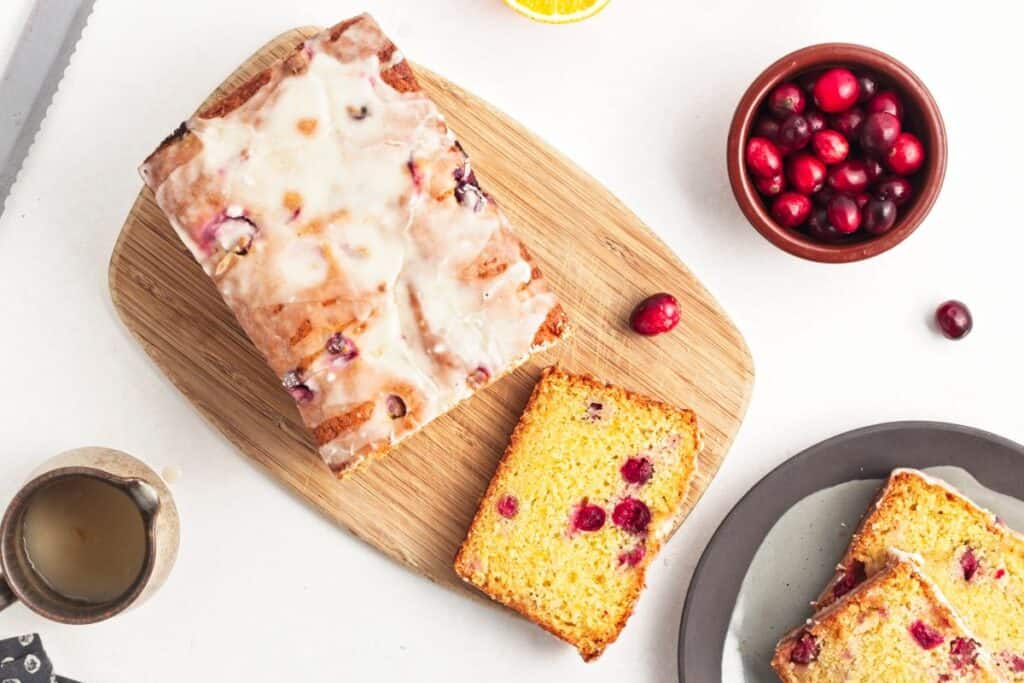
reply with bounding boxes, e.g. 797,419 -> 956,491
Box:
22,476 -> 146,603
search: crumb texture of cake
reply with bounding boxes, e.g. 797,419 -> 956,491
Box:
139,14 -> 567,476
454,367 -> 701,661
816,469 -> 1024,681
773,555 -> 1000,682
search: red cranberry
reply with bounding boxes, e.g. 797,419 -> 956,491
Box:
787,153 -> 827,194
829,107 -> 865,139
755,174 -> 786,196
778,114 -> 812,150
862,199 -> 897,235
804,110 -> 827,133
826,195 -> 861,234
790,631 -> 820,665
621,457 -> 654,485
811,129 -> 849,165
857,73 -> 878,103
886,132 -> 925,174
854,192 -> 870,208
771,192 -> 813,228
860,112 -> 901,154
996,569 -> 1007,579
746,137 -> 783,178
468,366 -> 491,387
832,561 -> 867,599
618,544 -> 646,567
806,208 -> 845,242
497,494 -> 519,518
961,547 -> 979,581
768,82 -> 806,119
326,332 -> 358,360
573,502 -> 606,532
386,394 -> 407,418
630,293 -> 680,336
950,638 -> 980,669
874,176 -> 913,206
813,68 -> 860,113
867,90 -> 903,119
935,300 -> 972,340
753,117 -> 781,142
828,160 -> 870,194
1009,654 -> 1024,672
612,497 -> 651,535
865,158 -> 885,183
910,620 -> 945,650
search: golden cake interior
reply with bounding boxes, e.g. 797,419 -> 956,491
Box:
455,367 -> 700,660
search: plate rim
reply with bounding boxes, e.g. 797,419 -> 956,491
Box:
677,420 -> 1024,682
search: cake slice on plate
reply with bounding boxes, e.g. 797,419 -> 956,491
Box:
454,367 -> 701,660
140,14 -> 567,476
814,468 -> 1024,680
773,552 -> 1000,682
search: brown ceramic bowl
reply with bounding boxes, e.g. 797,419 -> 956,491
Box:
727,43 -> 947,263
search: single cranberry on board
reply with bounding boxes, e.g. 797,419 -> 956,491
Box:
629,293 -> 680,336
935,300 -> 973,340
768,82 -> 806,119
746,137 -> 783,178
887,132 -> 925,174
787,153 -> 827,194
813,68 -> 860,113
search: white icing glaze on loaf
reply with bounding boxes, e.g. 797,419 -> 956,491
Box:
144,17 -> 563,472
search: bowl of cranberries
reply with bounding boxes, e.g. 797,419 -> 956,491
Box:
728,43 -> 947,263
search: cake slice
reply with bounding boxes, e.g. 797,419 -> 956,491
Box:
140,14 -> 567,476
815,469 -> 1024,680
773,552 -> 1000,682
454,367 -> 701,660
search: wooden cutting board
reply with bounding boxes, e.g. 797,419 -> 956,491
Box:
108,27 -> 754,595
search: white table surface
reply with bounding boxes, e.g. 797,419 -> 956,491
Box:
1,1 -> 1022,681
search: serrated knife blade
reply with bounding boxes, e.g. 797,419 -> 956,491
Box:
0,0 -> 96,218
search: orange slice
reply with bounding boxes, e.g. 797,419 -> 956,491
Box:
502,0 -> 610,23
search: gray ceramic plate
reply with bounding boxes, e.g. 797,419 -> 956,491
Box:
677,421 -> 1024,683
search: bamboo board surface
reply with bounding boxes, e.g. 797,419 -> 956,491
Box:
108,27 -> 754,594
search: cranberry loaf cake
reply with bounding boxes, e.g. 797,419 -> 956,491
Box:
454,367 -> 701,660
140,15 -> 567,475
815,469 -> 1024,680
773,553 -> 1000,682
